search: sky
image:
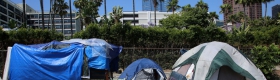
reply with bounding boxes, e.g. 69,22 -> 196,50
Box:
11,0 -> 280,20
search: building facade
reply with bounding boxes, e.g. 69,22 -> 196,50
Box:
272,4 -> 280,19
142,0 -> 170,12
223,0 -> 262,24
26,11 -> 80,37
0,0 -> 24,28
121,11 -> 173,26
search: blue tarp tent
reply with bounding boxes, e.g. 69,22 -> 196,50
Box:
8,41 -> 84,80
118,58 -> 166,80
61,38 -> 123,71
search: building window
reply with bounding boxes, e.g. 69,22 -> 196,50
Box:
8,4 -> 14,11
1,14 -> 7,21
123,14 -> 138,17
55,25 -> 61,29
0,7 -> 7,14
8,11 -> 14,18
0,1 -> 6,7
123,20 -> 139,23
14,9 -> 21,15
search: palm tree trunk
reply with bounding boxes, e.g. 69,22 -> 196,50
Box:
265,2 -> 267,17
104,0 -> 107,17
154,8 -> 157,26
48,0 -> 52,30
61,16 -> 63,34
172,8 -> 174,14
133,0 -> 135,26
243,4 -> 246,27
69,0 -> 73,38
52,0 -> 56,31
22,0 -> 26,26
40,0 -> 45,29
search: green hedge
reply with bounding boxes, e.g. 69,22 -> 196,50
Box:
0,28 -> 63,49
74,23 -> 228,48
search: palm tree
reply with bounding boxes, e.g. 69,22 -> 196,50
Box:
69,0 -> 73,38
74,0 -> 101,30
195,0 -> 209,10
40,0 -> 45,29
208,12 -> 219,23
22,0 -> 26,26
133,0 -> 135,26
48,0 -> 53,30
53,0 -> 69,34
220,4 -> 232,24
152,0 -> 164,26
235,0 -> 251,26
181,4 -> 192,12
52,0 -> 57,30
110,6 -> 123,24
167,0 -> 181,14
263,0 -> 274,17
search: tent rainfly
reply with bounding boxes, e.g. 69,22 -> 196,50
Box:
169,41 -> 266,80
118,58 -> 166,80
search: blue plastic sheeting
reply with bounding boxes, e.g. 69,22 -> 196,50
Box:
85,44 -> 122,70
8,43 -> 84,80
109,44 -> 123,72
61,38 -> 123,70
28,40 -> 65,49
118,58 -> 166,80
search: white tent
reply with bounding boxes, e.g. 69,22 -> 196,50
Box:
169,41 -> 266,80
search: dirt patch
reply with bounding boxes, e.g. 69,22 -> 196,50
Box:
276,70 -> 280,77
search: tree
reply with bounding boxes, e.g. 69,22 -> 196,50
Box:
53,0 -> 69,34
109,6 -> 123,24
22,0 -> 26,26
69,0 -> 73,38
220,4 -> 232,24
74,0 -> 102,30
195,0 -> 209,10
167,0 -> 181,14
278,13 -> 280,24
235,0 -> 252,26
152,0 -> 164,26
262,0 -> 274,17
133,0 -> 135,26
48,0 -> 53,30
181,4 -> 192,12
40,0 -> 45,29
8,19 -> 17,29
208,12 -> 219,23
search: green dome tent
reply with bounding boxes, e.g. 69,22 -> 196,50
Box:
169,41 -> 266,80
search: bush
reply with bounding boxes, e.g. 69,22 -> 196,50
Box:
0,28 -> 63,49
250,44 -> 280,79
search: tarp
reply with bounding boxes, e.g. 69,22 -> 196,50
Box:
8,42 -> 84,80
61,38 -> 122,70
118,58 -> 166,80
171,41 -> 266,80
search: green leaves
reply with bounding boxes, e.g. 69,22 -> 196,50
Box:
8,19 -> 17,29
251,44 -> 280,79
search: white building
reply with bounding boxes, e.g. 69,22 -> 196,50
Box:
121,11 -> 174,26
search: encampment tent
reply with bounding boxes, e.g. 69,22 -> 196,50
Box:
118,58 -> 166,80
169,41 -> 266,80
4,38 -> 122,80
8,41 -> 84,80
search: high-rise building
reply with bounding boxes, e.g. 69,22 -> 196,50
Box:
272,4 -> 280,19
0,0 -> 24,28
142,0 -> 170,12
223,0 -> 262,24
